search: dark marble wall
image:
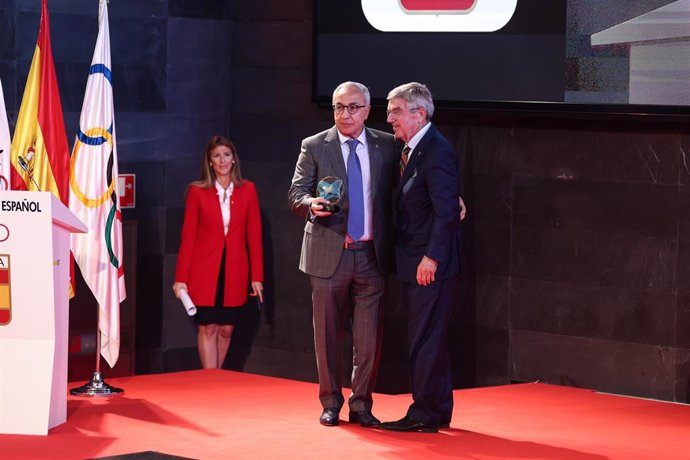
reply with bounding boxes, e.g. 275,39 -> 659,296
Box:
455,116 -> 690,402
2,0 -> 689,403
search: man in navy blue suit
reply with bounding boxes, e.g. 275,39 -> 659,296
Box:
380,82 -> 461,433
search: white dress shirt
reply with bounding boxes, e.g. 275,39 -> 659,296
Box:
215,180 -> 234,235
406,121 -> 432,152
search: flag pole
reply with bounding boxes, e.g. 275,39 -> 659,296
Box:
69,308 -> 124,396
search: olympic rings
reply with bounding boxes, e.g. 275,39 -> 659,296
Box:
104,205 -> 123,273
69,126 -> 115,208
0,175 -> 8,191
0,224 -> 9,242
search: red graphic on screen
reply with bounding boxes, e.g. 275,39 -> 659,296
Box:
0,256 -> 10,326
400,0 -> 477,12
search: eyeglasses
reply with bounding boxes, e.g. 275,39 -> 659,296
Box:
332,103 -> 367,115
386,107 -> 419,119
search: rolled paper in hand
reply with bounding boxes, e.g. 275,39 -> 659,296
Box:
179,288 -> 197,316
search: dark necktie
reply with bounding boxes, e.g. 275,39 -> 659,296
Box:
346,139 -> 364,241
400,144 -> 411,177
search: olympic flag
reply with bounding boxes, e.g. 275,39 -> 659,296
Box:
10,0 -> 70,203
0,78 -> 11,190
69,0 -> 126,368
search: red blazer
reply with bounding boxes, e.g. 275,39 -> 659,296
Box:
175,181 -> 263,307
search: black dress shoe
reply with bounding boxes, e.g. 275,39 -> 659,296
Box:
348,410 -> 381,427
320,408 -> 340,426
380,416 -> 438,433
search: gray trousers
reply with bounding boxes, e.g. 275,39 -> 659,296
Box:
310,245 -> 384,412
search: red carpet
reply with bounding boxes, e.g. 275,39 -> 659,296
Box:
1,370 -> 689,459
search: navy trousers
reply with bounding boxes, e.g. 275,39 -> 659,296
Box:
403,276 -> 456,427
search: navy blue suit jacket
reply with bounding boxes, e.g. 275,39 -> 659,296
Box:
395,124 -> 461,283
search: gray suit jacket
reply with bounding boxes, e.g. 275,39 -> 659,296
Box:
288,126 -> 398,278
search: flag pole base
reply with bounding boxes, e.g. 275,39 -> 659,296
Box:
69,371 -> 124,397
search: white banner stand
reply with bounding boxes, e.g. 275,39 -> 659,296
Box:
0,191 -> 86,435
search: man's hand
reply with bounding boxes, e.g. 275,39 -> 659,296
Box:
310,197 -> 333,217
416,256 -> 438,286
459,196 -> 467,221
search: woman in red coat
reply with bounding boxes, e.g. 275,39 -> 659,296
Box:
173,135 -> 263,368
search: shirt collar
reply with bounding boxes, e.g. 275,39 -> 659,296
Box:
407,122 -> 432,152
337,128 -> 368,148
215,180 -> 234,196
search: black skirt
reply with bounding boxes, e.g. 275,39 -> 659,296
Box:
194,247 -> 241,326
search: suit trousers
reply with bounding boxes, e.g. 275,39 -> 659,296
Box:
403,276 -> 456,427
310,244 -> 384,412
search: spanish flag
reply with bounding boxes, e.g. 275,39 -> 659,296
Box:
10,0 -> 69,205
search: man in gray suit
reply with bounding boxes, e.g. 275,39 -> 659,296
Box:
288,81 -> 398,428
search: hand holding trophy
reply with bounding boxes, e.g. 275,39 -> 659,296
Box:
315,176 -> 343,213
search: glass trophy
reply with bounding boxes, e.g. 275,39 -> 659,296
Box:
316,176 -> 343,212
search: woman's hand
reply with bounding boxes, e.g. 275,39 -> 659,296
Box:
172,282 -> 188,298
250,281 -> 264,304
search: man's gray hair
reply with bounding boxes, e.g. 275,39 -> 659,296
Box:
333,81 -> 371,105
387,82 -> 434,120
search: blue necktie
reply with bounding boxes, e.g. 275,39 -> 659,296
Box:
346,139 -> 364,241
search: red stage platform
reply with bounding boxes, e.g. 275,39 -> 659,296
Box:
2,369 -> 689,459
